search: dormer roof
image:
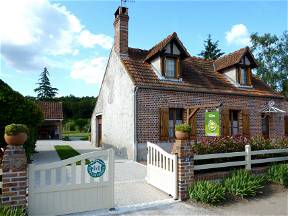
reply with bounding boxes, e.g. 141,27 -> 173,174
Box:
214,46 -> 258,71
144,32 -> 190,61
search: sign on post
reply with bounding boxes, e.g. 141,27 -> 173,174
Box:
205,111 -> 220,136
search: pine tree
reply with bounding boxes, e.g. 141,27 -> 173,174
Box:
34,67 -> 58,100
199,34 -> 224,60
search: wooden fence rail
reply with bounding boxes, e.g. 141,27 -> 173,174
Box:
194,145 -> 288,171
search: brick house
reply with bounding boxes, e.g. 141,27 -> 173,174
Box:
37,101 -> 63,139
91,7 -> 288,161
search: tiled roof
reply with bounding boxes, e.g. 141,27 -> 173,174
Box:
144,32 -> 189,61
214,47 -> 252,71
121,47 -> 282,98
37,101 -> 63,120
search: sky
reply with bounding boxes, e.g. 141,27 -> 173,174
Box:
0,0 -> 287,97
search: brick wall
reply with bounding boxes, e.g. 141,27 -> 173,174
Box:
136,88 -> 287,160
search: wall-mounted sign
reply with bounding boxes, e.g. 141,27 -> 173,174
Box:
87,159 -> 106,178
205,111 -> 220,136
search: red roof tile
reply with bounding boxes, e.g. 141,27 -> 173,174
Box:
214,47 -> 257,71
144,32 -> 190,61
37,101 -> 63,120
122,47 -> 282,98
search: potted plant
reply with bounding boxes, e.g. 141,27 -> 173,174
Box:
4,124 -> 29,145
175,123 -> 192,140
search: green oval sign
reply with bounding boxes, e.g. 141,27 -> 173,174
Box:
87,159 -> 106,178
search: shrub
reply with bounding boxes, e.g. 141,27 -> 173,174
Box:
175,123 -> 192,133
5,124 -> 29,135
0,206 -> 26,216
267,163 -> 288,187
0,79 -> 43,161
224,170 -> 266,198
188,181 -> 226,205
62,136 -> 70,141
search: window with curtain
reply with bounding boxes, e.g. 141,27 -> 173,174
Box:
230,110 -> 239,136
168,108 -> 183,138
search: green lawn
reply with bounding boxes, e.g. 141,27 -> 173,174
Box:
62,131 -> 89,137
54,145 -> 89,165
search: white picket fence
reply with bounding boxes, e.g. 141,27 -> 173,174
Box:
28,149 -> 114,216
146,142 -> 178,199
194,145 -> 288,171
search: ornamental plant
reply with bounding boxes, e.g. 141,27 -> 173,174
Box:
224,169 -> 266,198
5,124 -> 29,136
267,163 -> 288,187
188,180 -> 226,205
175,123 -> 192,133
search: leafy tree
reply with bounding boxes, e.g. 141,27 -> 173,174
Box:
0,79 -> 43,160
199,34 -> 224,60
34,67 -> 58,100
75,119 -> 88,132
251,31 -> 288,97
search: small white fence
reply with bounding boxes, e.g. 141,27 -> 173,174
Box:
194,145 -> 288,171
146,142 -> 178,199
28,149 -> 114,216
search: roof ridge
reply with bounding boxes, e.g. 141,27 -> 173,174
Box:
187,56 -> 214,62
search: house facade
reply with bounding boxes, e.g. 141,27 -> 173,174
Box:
91,7 -> 288,161
37,101 -> 63,140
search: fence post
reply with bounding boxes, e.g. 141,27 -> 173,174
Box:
1,145 -> 27,208
245,144 -> 251,170
172,139 -> 194,200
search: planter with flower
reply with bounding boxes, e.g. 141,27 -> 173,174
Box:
4,124 -> 29,146
175,123 -> 192,140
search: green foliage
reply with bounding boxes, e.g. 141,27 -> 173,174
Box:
175,123 -> 192,133
0,206 -> 26,216
251,31 -> 288,97
224,170 -> 266,198
5,124 -> 29,135
62,136 -> 70,141
194,136 -> 288,155
0,79 -> 43,160
64,120 -> 77,131
34,67 -> 58,100
199,34 -> 224,60
188,181 -> 226,205
267,163 -> 288,187
75,118 -> 88,132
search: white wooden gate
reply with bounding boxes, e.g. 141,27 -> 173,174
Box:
28,149 -> 114,216
146,142 -> 178,199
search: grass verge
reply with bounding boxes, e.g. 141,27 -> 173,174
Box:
54,145 -> 89,165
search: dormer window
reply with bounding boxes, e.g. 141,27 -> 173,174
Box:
238,65 -> 252,86
165,58 -> 177,78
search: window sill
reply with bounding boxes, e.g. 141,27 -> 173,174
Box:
160,78 -> 183,82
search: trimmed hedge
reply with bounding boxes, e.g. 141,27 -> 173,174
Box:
0,79 -> 43,160
5,124 -> 29,135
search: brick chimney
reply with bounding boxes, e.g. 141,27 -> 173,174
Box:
114,7 -> 129,57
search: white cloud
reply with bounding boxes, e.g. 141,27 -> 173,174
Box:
70,57 -> 107,84
79,30 -> 113,49
225,24 -> 251,46
0,0 -> 112,71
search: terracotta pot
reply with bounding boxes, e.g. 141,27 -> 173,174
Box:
175,131 -> 190,140
4,133 -> 27,145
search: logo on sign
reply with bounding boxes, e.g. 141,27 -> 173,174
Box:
87,159 -> 106,178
